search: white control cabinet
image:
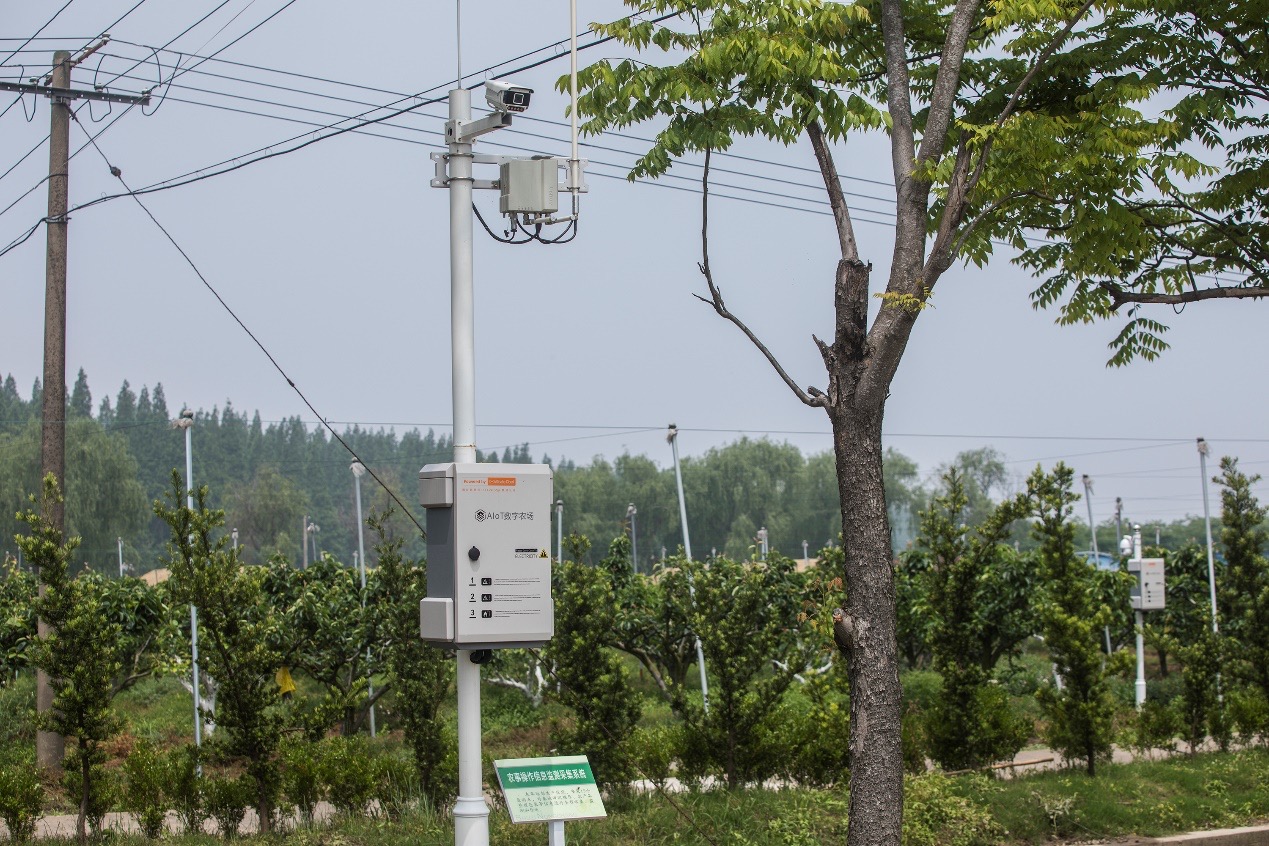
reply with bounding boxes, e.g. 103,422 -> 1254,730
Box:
1128,557 -> 1166,611
418,463 -> 554,649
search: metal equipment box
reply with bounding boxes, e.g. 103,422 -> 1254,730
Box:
499,158 -> 559,215
1128,557 -> 1166,611
418,462 -> 554,649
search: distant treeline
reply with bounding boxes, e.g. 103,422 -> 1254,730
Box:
0,370 -> 1216,574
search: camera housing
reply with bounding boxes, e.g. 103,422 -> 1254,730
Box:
485,80 -> 533,113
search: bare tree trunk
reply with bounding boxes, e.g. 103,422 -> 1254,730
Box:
833,402 -> 904,846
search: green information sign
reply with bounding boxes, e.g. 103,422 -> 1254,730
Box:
493,755 -> 607,823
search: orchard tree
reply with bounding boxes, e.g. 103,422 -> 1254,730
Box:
371,511 -> 455,804
1028,464 -> 1121,775
156,474 -> 288,833
17,477 -> 122,844
573,1 -> 1188,841
917,470 -> 1030,770
1217,457 -> 1269,702
547,552 -> 643,789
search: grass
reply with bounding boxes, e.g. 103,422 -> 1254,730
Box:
15,750 -> 1269,845
963,747 -> 1269,843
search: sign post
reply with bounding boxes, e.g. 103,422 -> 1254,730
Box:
493,755 -> 606,845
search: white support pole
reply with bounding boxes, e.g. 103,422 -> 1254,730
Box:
566,0 -> 581,192
628,503 -> 638,573
352,462 -> 375,737
1133,524 -> 1146,709
117,536 -> 123,578
1083,474 -> 1113,654
1198,437 -> 1222,699
556,500 -> 564,563
447,79 -> 489,846
181,413 -> 203,759
550,820 -> 566,846
668,424 -> 709,712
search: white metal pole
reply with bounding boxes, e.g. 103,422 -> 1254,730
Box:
668,424 -> 709,712
567,0 -> 580,192
628,503 -> 637,573
550,820 -> 566,846
182,414 -> 202,758
117,536 -> 123,578
447,81 -> 488,846
1198,437 -> 1222,700
1082,474 -> 1113,654
1133,524 -> 1146,709
802,539 -> 808,563
556,500 -> 563,562
352,463 -> 375,737
1198,439 -> 1220,633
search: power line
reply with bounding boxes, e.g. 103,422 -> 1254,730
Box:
0,0 -> 80,68
71,109 -> 429,539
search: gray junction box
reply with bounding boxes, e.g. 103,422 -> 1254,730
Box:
500,158 -> 559,216
418,463 -> 554,649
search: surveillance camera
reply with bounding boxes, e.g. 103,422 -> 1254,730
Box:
485,79 -> 533,113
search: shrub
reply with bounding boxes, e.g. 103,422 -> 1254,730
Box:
0,677 -> 35,765
0,764 -> 43,843
281,739 -> 325,826
926,682 -> 1028,772
205,775 -> 253,839
1228,686 -> 1269,745
547,549 -> 643,790
626,724 -> 681,792
63,756 -> 116,837
321,737 -> 377,818
371,513 -> 455,806
166,746 -> 206,835
902,702 -> 928,774
900,670 -> 943,712
903,772 -> 1000,846
772,673 -> 852,787
1133,699 -> 1180,758
123,739 -> 168,838
376,756 -> 423,821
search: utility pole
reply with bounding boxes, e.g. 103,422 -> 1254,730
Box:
1082,474 -> 1113,654
1197,437 -> 1222,699
34,49 -> 71,776
668,423 -> 710,711
7,48 -> 150,773
351,461 -> 375,737
1115,497 -> 1123,551
627,503 -> 638,573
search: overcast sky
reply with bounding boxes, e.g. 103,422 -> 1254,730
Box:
2,1 -> 1266,533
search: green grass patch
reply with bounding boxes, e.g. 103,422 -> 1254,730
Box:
964,747 -> 1269,842
15,750 -> 1269,845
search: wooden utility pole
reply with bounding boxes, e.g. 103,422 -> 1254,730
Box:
1,46 -> 151,774
36,49 -> 71,774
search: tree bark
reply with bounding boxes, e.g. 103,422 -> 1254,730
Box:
832,398 -> 904,846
